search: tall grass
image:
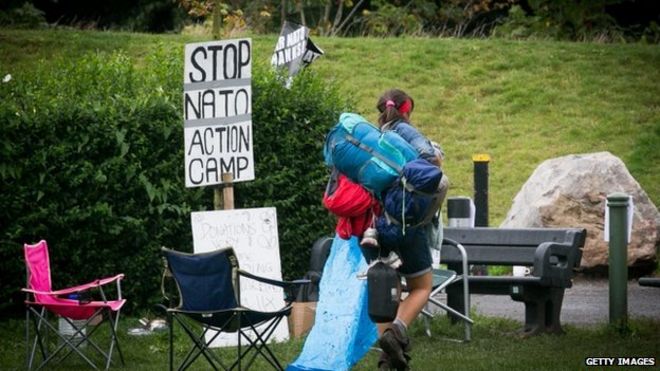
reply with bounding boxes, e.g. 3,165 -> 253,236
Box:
2,29 -> 657,225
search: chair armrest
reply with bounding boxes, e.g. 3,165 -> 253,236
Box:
22,284 -> 97,296
238,269 -> 311,302
533,242 -> 577,287
22,274 -> 124,299
238,269 -> 310,288
97,274 -> 124,286
306,271 -> 322,284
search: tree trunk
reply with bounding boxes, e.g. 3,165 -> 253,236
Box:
333,0 -> 365,36
332,0 -> 344,33
297,0 -> 307,26
212,0 -> 223,39
281,0 -> 287,26
321,0 -> 332,36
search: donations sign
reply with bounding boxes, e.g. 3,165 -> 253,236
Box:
271,21 -> 323,82
191,207 -> 288,346
183,39 -> 254,187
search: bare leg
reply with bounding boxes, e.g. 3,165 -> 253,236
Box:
397,271 -> 433,326
376,271 -> 432,333
378,271 -> 432,370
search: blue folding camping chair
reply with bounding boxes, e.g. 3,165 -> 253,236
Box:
160,247 -> 308,370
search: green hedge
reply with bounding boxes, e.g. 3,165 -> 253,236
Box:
0,47 -> 347,314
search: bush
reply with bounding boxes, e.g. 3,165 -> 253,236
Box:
0,47 -> 348,315
493,1 -> 627,42
0,2 -> 47,29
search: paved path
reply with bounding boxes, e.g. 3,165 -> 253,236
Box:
467,277 -> 660,326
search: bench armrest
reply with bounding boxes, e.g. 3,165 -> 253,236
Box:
533,242 -> 578,287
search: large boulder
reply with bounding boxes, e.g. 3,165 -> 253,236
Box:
501,152 -> 659,271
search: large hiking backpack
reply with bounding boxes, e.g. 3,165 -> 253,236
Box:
382,158 -> 444,229
323,113 -> 419,194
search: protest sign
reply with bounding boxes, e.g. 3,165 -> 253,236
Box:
271,21 -> 324,85
191,207 -> 289,346
183,39 -> 254,187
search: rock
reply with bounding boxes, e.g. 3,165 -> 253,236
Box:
501,152 -> 659,270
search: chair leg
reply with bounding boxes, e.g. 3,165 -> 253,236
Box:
26,307 -> 30,370
168,311 -> 174,371
252,319 -> 284,370
178,326 -> 219,371
27,307 -> 54,370
28,307 -> 49,369
58,314 -> 103,364
106,309 -> 126,369
233,316 -> 284,371
55,308 -> 125,370
423,303 -> 432,337
25,305 -> 125,370
35,315 -> 99,370
26,307 -> 32,370
30,308 -> 98,370
172,314 -> 227,371
57,310 -> 119,368
237,313 -> 241,371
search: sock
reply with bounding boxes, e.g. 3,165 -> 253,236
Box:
393,318 -> 408,332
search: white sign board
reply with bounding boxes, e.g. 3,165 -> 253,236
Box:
183,39 -> 254,187
191,207 -> 288,346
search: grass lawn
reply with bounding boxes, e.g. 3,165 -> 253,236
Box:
1,28 -> 658,225
1,314 -> 658,370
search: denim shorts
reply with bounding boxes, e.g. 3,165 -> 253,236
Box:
360,218 -> 433,278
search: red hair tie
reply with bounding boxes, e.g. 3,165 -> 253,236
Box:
398,99 -> 412,114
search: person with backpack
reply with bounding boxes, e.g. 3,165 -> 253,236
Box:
363,88 -> 445,371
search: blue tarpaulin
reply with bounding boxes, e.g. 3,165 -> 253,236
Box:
287,235 -> 378,371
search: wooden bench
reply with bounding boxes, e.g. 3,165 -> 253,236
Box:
439,227 -> 587,336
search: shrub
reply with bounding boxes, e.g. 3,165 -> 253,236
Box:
493,1 -> 627,42
0,2 -> 47,29
362,4 -> 424,37
0,47 -> 348,315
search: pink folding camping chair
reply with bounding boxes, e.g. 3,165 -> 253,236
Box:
22,240 -> 126,370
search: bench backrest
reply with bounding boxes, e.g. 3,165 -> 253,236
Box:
440,227 -> 586,266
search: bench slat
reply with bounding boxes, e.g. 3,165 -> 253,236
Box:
440,227 -> 586,267
444,227 -> 583,247
467,276 -> 543,295
440,245 -> 537,265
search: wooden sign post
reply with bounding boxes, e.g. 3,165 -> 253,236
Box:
214,173 -> 234,210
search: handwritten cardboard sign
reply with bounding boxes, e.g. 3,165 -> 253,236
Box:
183,39 -> 255,187
191,207 -> 288,346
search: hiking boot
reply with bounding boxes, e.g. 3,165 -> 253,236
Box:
378,352 -> 391,371
379,324 -> 411,370
378,353 -> 410,371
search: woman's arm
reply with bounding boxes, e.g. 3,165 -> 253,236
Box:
391,122 -> 438,165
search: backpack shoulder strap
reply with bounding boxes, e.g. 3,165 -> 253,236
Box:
343,132 -> 404,174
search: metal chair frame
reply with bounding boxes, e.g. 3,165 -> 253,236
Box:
23,241 -> 125,370
161,247 -> 307,371
420,238 -> 473,342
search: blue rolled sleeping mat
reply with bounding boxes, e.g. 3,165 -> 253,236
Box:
324,112 -> 418,195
